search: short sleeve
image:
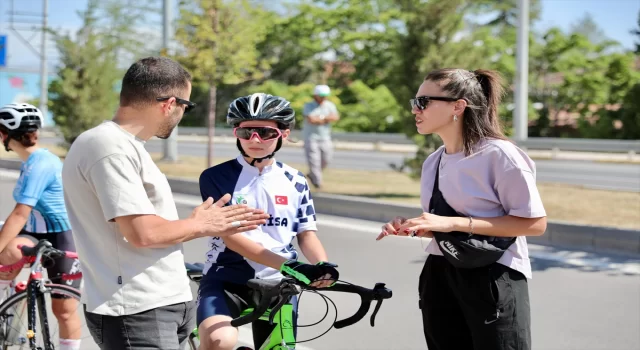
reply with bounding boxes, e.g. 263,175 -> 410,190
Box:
199,172 -> 228,205
495,167 -> 546,218
328,101 -> 339,115
302,103 -> 314,117
296,179 -> 317,234
87,154 -> 156,222
15,161 -> 54,207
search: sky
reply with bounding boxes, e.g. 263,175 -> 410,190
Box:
0,0 -> 638,71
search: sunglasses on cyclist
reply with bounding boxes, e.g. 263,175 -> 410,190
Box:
409,96 -> 461,111
233,126 -> 283,142
156,96 -> 197,114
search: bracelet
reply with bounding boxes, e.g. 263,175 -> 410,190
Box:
468,216 -> 474,234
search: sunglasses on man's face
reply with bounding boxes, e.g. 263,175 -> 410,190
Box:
156,96 -> 197,114
234,126 -> 282,142
409,96 -> 460,111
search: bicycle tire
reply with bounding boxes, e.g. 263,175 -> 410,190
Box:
0,283 -> 81,350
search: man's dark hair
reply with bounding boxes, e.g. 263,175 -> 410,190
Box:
119,56 -> 192,107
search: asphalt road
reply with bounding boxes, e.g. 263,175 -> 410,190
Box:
1,172 -> 639,350
41,136 -> 640,192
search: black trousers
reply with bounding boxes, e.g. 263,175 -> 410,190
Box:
419,255 -> 531,350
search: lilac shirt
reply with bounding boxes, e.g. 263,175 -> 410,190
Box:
420,139 -> 546,279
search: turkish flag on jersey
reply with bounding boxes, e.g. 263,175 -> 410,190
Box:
275,195 -> 288,205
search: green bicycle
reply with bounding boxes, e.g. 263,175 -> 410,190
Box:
184,262 -> 392,350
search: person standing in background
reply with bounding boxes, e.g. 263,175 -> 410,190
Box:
302,85 -> 340,189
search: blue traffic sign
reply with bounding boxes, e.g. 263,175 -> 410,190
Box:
0,35 -> 6,67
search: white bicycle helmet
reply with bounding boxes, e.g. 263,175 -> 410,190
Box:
0,103 -> 43,131
0,103 -> 43,151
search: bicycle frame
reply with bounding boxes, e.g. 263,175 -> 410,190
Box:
185,264 -> 296,350
0,239 -> 82,350
24,243 -> 56,349
185,262 -> 392,350
238,302 -> 296,350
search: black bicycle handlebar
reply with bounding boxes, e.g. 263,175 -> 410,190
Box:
229,278 -> 393,329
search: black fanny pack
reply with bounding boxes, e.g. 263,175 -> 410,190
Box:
428,156 -> 516,269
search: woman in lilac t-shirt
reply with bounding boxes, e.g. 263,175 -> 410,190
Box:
377,69 -> 547,350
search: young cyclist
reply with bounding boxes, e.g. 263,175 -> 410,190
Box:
0,103 -> 83,350
197,93 -> 339,350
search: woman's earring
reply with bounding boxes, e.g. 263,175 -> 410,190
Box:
453,114 -> 458,122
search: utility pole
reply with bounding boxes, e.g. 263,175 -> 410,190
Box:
39,0 -> 48,118
162,0 -> 179,162
513,0 -> 529,141
8,0 -> 49,117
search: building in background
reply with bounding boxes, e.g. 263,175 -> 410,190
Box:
0,68 -> 56,127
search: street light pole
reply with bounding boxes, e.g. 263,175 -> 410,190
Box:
162,0 -> 179,162
514,0 -> 529,142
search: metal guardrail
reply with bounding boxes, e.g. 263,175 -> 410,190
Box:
515,137 -> 640,153
176,127 -> 640,153
43,126 -> 640,153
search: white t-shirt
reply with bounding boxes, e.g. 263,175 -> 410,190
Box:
421,139 -> 547,279
62,121 -> 192,316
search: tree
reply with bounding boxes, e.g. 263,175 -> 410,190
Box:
174,0 -> 272,167
634,12 -> 640,54
618,83 -> 640,139
47,0 -> 164,148
48,1 -> 122,148
334,80 -> 403,133
569,13 -> 608,45
382,0 -> 513,178
577,52 -> 640,138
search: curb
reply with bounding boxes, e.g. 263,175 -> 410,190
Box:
1,158 -> 638,257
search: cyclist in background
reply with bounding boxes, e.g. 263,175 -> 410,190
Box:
197,93 -> 339,350
0,103 -> 83,350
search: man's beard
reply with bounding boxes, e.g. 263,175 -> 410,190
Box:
156,111 -> 181,139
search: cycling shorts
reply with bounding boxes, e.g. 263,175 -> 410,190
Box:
196,276 -> 299,347
18,230 -> 82,296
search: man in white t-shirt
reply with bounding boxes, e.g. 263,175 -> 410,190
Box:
61,56 -> 269,349
302,85 -> 340,189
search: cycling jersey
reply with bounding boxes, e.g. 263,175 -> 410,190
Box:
12,148 -> 71,233
198,155 -> 318,283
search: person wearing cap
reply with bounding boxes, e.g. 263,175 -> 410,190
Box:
302,85 -> 340,189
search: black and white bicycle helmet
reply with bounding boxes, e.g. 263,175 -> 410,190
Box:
226,93 -> 295,165
0,103 -> 43,151
227,93 -> 295,129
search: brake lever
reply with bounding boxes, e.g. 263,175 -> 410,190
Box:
268,283 -> 299,325
370,299 -> 383,327
370,283 -> 392,327
268,295 -> 287,325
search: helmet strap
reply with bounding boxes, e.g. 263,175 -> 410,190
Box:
236,138 -> 283,166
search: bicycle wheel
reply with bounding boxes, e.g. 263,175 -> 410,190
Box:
0,283 -> 81,350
